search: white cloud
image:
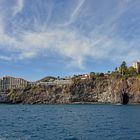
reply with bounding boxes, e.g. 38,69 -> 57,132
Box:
69,0 -> 86,24
58,0 -> 86,26
0,0 -> 140,69
13,0 -> 24,16
0,24 -> 139,68
0,55 -> 12,61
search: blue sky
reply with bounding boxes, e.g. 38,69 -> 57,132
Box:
0,0 -> 140,81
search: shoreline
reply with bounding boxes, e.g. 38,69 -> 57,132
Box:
0,102 -> 140,105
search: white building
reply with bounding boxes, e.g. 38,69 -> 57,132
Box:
132,62 -> 140,73
0,76 -> 28,91
37,79 -> 73,86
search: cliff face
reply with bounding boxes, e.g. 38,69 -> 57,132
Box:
111,78 -> 140,104
1,78 -> 140,104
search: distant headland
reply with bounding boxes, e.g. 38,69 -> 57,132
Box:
0,61 -> 140,104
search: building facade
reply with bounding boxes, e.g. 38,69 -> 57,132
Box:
132,62 -> 140,74
0,76 -> 28,91
37,79 -> 73,86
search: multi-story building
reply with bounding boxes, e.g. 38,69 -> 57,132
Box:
132,62 -> 140,74
0,76 -> 28,91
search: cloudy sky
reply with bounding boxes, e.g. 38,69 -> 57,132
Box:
0,0 -> 140,80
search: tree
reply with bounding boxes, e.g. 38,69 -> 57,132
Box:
99,73 -> 104,77
90,72 -> 95,75
107,71 -> 110,74
90,72 -> 96,79
128,66 -> 137,75
115,67 -> 118,71
121,61 -> 127,69
120,61 -> 127,75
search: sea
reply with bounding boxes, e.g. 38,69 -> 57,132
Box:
0,104 -> 140,140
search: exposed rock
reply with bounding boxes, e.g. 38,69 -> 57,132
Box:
1,77 -> 140,104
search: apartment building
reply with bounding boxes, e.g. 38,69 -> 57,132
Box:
0,76 -> 28,91
132,62 -> 140,74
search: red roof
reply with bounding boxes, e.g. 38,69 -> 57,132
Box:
3,76 -> 14,78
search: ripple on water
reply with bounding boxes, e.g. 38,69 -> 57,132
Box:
0,132 -> 31,140
0,104 -> 140,140
64,136 -> 79,140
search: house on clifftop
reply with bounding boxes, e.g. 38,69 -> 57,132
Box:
132,61 -> 140,74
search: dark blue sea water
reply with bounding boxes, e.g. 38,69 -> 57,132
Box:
0,104 -> 140,140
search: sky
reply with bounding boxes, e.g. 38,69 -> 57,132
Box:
0,0 -> 140,81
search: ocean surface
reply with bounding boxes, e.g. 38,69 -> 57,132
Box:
0,104 -> 140,140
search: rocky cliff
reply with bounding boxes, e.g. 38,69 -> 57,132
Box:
1,77 -> 140,104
